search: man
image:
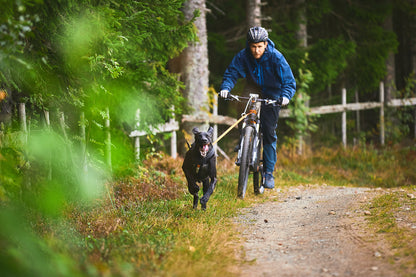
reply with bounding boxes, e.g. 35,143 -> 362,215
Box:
219,26 -> 296,189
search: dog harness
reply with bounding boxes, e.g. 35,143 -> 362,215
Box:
191,146 -> 215,181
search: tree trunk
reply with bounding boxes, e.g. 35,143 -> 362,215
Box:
384,14 -> 396,101
411,0 -> 416,76
295,0 -> 307,48
295,0 -> 308,155
247,0 -> 262,27
180,0 -> 210,151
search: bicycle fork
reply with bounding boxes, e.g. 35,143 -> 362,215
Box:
235,124 -> 260,170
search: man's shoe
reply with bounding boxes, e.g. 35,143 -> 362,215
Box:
263,172 -> 275,189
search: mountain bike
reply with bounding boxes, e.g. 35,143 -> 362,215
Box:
227,93 -> 282,199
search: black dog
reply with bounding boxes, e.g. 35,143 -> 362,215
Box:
182,126 -> 217,210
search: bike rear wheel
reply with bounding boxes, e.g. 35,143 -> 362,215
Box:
253,168 -> 264,195
238,126 -> 254,199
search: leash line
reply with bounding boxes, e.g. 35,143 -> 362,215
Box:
213,112 -> 251,145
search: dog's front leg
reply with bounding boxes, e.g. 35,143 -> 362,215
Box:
193,193 -> 199,209
200,177 -> 217,210
185,175 -> 200,209
187,179 -> 200,209
183,158 -> 200,209
200,158 -> 217,210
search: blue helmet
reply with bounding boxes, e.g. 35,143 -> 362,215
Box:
247,27 -> 268,43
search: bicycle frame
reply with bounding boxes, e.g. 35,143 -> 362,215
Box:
236,94 -> 262,170
228,93 -> 281,198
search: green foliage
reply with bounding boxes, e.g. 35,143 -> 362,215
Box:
385,75 -> 416,144
307,0 -> 398,93
0,1 -> 198,276
351,26 -> 397,92
0,0 -> 197,182
308,37 -> 356,94
0,207 -> 87,277
1,0 -> 196,125
0,135 -> 25,200
306,0 -> 331,24
0,0 -> 42,90
285,54 -> 318,148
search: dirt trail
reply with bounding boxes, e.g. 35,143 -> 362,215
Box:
235,185 -> 400,277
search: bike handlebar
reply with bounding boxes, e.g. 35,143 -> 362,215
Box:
226,93 -> 283,106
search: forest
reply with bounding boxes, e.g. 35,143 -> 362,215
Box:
0,0 -> 415,276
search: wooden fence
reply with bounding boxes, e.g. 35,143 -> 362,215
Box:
6,82 -> 415,165
129,81 -> 416,158
278,82 -> 416,147
129,117 -> 179,159
129,105 -> 236,160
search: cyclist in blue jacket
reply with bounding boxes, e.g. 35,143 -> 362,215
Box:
219,26 -> 296,189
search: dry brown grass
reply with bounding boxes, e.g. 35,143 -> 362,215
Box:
62,152 -> 245,276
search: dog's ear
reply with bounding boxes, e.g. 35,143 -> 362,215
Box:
207,126 -> 214,136
192,127 -> 200,135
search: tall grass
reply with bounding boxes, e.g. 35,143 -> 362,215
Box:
277,144 -> 416,188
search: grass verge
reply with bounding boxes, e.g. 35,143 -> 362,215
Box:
67,154 -> 257,276
277,144 -> 416,188
364,190 -> 416,275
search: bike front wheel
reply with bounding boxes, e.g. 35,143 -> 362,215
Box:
238,126 -> 254,199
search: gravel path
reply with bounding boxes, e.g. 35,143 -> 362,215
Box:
235,185 -> 400,277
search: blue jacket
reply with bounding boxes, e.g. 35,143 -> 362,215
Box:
220,39 -> 296,100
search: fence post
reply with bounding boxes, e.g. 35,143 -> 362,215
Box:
105,107 -> 112,171
44,110 -> 50,127
355,89 -> 360,133
19,103 -> 27,144
297,93 -> 304,155
213,93 -> 218,156
44,110 -> 52,180
170,129 -> 177,158
211,93 -> 230,160
19,103 -> 31,189
380,82 -> 385,146
342,88 -> 347,147
134,109 -> 141,161
169,106 -> 177,158
80,112 -> 88,172
58,111 -> 68,140
134,136 -> 140,161
414,107 -> 416,140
